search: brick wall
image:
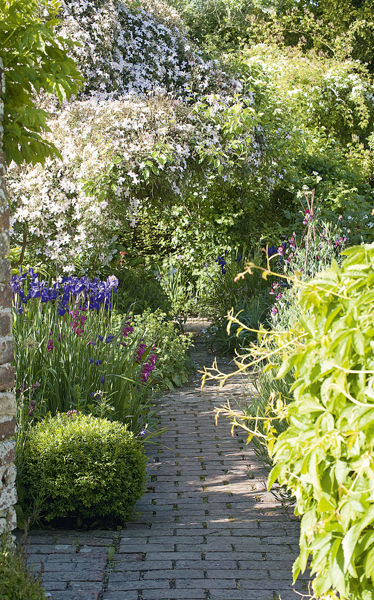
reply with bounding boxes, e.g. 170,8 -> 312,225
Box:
0,58 -> 17,534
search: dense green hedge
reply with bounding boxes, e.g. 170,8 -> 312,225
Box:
17,413 -> 147,524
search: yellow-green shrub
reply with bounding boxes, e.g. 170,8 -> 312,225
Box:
268,243 -> 374,598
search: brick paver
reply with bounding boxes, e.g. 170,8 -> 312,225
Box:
22,331 -> 307,600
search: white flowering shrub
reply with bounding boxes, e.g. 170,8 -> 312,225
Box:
9,0 -> 260,271
10,96 -> 187,269
59,0 -> 227,101
9,0 -> 373,277
10,85 -> 273,270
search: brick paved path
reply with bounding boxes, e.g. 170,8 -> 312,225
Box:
23,335 -> 308,600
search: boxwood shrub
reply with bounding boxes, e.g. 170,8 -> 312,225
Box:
17,413 -> 147,524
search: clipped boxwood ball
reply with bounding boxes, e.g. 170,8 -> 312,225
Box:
18,413 -> 147,523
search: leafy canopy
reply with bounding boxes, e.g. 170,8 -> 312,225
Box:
0,0 -> 82,165
166,0 -> 374,70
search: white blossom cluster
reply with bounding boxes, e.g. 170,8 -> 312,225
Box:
10,90 -> 263,268
59,0 -> 230,101
9,96 -> 192,268
9,0 -> 259,269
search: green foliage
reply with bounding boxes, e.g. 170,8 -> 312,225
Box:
155,258 -> 193,318
276,1 -> 374,71
132,309 -> 194,389
217,212 -> 348,460
213,242 -> 374,598
240,39 -> 374,143
13,273 -> 194,432
112,260 -> 171,315
165,0 -> 302,52
13,292 -> 153,430
167,0 -> 374,70
265,243 -> 374,598
207,249 -> 267,316
242,369 -> 293,468
138,209 -> 267,318
203,248 -> 271,352
270,208 -> 349,333
165,0 -> 255,51
0,536 -> 46,600
125,19 -> 374,287
234,41 -> 374,235
17,413 -> 147,525
10,0 -> 373,281
0,0 -> 82,165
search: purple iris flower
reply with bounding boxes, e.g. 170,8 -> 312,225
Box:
57,304 -> 67,316
11,268 -> 118,313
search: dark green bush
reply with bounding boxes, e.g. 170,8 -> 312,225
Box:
17,413 -> 147,525
204,249 -> 271,353
0,536 -> 46,600
116,264 -> 171,315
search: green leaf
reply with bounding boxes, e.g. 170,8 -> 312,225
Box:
342,506 -> 374,571
364,547 -> 374,582
276,353 -> 299,380
353,330 -> 366,356
267,463 -> 281,490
